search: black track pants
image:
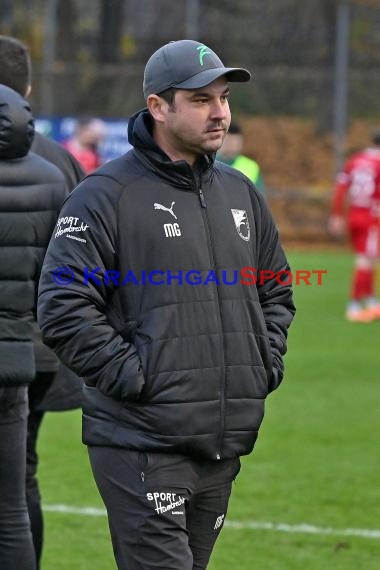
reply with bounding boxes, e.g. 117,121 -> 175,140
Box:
88,447 -> 240,570
0,387 -> 36,570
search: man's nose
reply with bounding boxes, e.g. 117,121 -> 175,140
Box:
210,99 -> 228,120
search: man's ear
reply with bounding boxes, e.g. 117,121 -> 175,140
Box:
25,84 -> 32,98
147,94 -> 169,123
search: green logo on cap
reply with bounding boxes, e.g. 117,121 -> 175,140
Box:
197,45 -> 211,66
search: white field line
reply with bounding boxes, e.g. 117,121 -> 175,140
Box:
43,504 -> 380,540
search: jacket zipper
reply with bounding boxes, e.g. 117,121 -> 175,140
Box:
198,187 -> 206,208
197,182 -> 225,461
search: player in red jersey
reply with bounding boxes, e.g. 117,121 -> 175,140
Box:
329,131 -> 380,322
63,118 -> 105,174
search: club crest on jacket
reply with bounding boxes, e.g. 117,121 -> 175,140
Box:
231,209 -> 250,241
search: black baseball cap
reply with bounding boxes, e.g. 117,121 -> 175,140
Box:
143,40 -> 251,99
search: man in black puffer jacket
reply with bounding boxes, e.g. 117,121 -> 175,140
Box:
0,84 -> 68,570
0,35 -> 85,568
38,40 -> 296,570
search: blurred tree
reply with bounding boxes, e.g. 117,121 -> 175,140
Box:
56,0 -> 79,61
4,0 -> 380,120
0,0 -> 13,26
316,0 -> 338,134
98,0 -> 125,62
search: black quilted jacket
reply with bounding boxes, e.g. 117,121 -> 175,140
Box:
38,109 -> 295,459
0,85 -> 67,387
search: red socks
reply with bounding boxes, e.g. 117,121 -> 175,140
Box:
351,268 -> 374,301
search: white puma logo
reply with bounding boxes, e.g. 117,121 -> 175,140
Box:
154,201 -> 177,220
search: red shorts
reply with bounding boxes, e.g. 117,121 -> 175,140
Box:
348,222 -> 379,256
347,208 -> 378,256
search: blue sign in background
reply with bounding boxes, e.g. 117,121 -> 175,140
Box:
35,117 -> 132,164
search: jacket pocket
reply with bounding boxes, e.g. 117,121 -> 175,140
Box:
256,334 -> 273,384
119,319 -> 138,342
133,340 -> 152,401
116,350 -> 145,402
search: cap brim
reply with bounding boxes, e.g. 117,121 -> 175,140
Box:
173,67 -> 251,90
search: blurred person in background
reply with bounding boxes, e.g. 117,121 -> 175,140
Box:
329,130 -> 380,322
0,35 -> 84,190
0,84 -> 67,570
64,117 -> 106,174
38,39 -> 295,570
0,34 -> 85,568
218,120 -> 265,194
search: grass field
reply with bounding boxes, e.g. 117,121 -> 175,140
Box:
37,250 -> 380,569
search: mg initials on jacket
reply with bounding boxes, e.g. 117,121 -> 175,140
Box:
164,222 -> 182,238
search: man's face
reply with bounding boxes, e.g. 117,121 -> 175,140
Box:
158,77 -> 231,164
78,121 -> 105,148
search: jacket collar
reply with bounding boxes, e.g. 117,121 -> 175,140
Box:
128,108 -> 214,190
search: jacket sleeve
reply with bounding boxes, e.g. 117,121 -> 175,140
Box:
255,191 -> 296,392
33,174 -> 69,318
37,175 -> 144,401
